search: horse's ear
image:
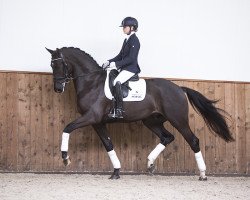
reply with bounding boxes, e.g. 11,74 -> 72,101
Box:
45,47 -> 54,54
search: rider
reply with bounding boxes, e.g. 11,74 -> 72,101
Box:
102,17 -> 141,118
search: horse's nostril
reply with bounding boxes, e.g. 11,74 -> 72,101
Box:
55,89 -> 62,93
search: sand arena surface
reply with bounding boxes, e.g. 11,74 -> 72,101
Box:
0,173 -> 249,200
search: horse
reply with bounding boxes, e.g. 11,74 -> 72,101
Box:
46,47 -> 234,180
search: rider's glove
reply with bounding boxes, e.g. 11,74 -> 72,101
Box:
109,62 -> 116,69
102,61 -> 110,69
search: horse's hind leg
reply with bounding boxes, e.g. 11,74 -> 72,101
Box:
170,116 -> 207,180
181,127 -> 207,180
142,114 -> 175,174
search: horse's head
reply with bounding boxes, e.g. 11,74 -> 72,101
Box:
46,47 -> 71,93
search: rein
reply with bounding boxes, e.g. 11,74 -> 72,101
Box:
71,70 -> 104,80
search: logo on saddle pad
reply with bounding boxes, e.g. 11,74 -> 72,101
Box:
104,70 -> 146,101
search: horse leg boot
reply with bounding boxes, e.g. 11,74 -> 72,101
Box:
108,150 -> 121,179
195,151 -> 207,181
147,143 -> 166,174
61,132 -> 71,166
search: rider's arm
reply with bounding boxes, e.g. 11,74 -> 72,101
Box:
108,39 -> 126,63
114,37 -> 140,68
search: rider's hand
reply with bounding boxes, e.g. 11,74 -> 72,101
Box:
109,62 -> 116,69
102,61 -> 110,69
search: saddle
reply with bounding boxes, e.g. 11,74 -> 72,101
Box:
109,69 -> 139,98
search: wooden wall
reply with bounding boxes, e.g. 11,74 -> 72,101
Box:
0,71 -> 249,175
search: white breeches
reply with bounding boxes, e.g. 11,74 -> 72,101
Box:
114,70 -> 135,85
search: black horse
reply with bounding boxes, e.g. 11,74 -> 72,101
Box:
46,47 -> 234,180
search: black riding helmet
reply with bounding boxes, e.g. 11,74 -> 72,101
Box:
119,17 -> 138,31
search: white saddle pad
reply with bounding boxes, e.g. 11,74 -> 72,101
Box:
104,70 -> 146,101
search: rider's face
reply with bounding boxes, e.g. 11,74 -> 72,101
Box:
123,26 -> 132,34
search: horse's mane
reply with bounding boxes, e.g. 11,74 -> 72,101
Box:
61,47 -> 100,68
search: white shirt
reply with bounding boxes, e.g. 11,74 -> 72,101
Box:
125,32 -> 135,41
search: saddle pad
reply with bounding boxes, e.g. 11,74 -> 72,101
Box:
104,70 -> 146,101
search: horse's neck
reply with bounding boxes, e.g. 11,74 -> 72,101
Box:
65,51 -> 104,94
71,57 -> 98,77
72,65 -> 106,95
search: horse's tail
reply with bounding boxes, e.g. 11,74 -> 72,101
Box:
181,87 -> 234,142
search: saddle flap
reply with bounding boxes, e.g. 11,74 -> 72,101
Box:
105,70 -> 146,102
108,69 -> 130,98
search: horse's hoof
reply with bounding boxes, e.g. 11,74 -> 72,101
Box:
147,164 -> 155,175
199,176 -> 208,181
63,157 -> 71,166
109,174 -> 120,180
109,169 -> 120,180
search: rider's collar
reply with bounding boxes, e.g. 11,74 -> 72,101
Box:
125,32 -> 135,40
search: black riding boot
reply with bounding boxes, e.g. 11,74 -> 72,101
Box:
108,81 -> 124,119
115,81 -> 124,118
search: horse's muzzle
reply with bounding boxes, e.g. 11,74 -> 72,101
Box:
54,82 -> 65,93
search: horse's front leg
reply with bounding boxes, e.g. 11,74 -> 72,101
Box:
61,132 -> 71,166
92,123 -> 121,179
60,113 -> 98,166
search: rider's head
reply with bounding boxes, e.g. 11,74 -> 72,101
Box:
120,17 -> 138,35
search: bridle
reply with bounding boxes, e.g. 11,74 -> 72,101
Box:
51,51 -> 104,85
51,52 -> 72,84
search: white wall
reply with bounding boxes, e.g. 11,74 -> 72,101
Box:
0,0 -> 249,81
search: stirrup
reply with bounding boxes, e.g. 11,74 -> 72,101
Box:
114,109 -> 124,119
108,111 -> 116,118
108,109 -> 123,119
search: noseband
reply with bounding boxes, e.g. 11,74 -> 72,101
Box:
51,53 -> 72,84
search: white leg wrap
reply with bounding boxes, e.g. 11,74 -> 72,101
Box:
195,151 -> 206,177
147,143 -> 166,168
61,132 -> 70,152
108,150 -> 121,169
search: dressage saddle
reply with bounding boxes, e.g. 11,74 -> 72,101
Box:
109,69 -> 139,98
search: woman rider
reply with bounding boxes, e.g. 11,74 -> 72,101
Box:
102,17 -> 141,118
